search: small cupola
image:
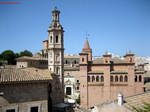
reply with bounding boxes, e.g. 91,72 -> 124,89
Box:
103,51 -> 112,64
124,51 -> 135,63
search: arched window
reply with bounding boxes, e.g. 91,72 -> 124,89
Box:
87,76 -> 90,82
124,75 -> 128,82
101,76 -> 104,82
50,36 -> 52,43
96,76 -> 99,82
115,76 -> 118,82
139,75 -> 142,82
120,76 -> 123,82
55,14 -> 58,20
130,57 -> 132,62
105,58 -> 108,63
110,76 -> 113,82
82,58 -> 84,62
56,35 -> 59,43
135,75 -> 137,82
92,76 -> 95,82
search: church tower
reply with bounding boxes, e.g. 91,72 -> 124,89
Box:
82,38 -> 92,61
47,7 -> 64,101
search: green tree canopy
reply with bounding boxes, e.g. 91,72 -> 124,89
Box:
1,50 -> 15,65
15,53 -> 20,59
0,53 -> 2,60
20,50 -> 33,57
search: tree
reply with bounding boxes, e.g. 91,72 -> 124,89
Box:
1,50 -> 15,65
20,50 -> 33,57
0,53 -> 2,59
15,53 -> 20,58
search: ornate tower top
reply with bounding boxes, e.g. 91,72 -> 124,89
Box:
49,7 -> 63,31
52,7 -> 60,21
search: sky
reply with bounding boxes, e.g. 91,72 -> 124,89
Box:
0,0 -> 150,57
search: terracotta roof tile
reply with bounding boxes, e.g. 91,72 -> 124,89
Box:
0,68 -> 52,83
124,92 -> 150,110
92,57 -> 126,64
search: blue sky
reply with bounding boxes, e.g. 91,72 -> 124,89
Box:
0,0 -> 150,57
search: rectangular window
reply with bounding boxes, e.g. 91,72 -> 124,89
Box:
30,106 -> 38,112
6,109 -> 15,112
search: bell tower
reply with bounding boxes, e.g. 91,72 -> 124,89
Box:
48,7 -> 64,101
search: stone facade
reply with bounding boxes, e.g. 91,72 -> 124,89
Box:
64,55 -> 80,99
79,38 -> 145,108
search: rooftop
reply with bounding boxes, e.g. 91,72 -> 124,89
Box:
0,67 -> 53,84
124,92 -> 150,110
92,57 -> 126,64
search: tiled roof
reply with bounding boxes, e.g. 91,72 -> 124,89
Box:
124,92 -> 150,110
16,56 -> 47,61
92,57 -> 129,64
16,56 -> 35,60
143,71 -> 150,77
0,68 -> 52,83
95,92 -> 150,111
111,57 -> 126,64
64,55 -> 79,59
92,58 -> 103,64
144,82 -> 150,89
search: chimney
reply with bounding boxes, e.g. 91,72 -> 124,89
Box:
118,93 -> 124,106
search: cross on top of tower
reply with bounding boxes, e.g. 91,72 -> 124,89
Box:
55,6 -> 57,10
86,31 -> 89,38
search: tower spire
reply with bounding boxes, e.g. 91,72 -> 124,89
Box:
82,37 -> 91,51
82,37 -> 92,61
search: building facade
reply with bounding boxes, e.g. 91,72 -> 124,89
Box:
79,38 -> 145,108
0,68 -> 53,112
0,7 -> 66,112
